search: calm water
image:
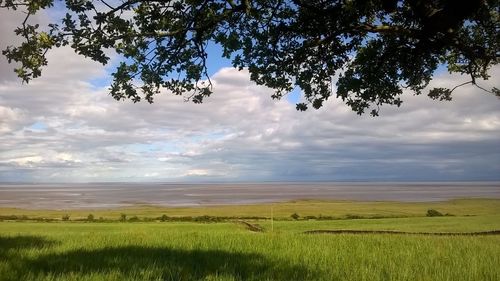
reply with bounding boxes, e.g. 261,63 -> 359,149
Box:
0,182 -> 499,209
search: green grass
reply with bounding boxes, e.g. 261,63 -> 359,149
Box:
264,214 -> 500,233
1,199 -> 499,280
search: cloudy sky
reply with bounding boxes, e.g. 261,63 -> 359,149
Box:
1,9 -> 499,183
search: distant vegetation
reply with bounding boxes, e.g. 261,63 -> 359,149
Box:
0,212 -> 445,223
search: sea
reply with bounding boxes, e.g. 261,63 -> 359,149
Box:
0,182 -> 499,209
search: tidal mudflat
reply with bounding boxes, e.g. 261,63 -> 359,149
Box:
1,182 -> 499,209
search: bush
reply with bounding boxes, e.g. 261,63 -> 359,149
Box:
87,214 -> 94,221
290,213 -> 300,220
119,213 -> 127,222
62,214 -> 70,221
0,215 -> 19,220
345,214 -> 364,219
426,209 -> 444,217
160,214 -> 169,222
317,215 -> 335,220
304,215 -> 318,220
128,216 -> 140,222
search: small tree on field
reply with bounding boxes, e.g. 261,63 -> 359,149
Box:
291,213 -> 300,220
62,214 -> 70,221
87,214 -> 95,221
119,213 -> 127,222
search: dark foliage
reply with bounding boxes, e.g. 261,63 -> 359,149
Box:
1,0 -> 498,115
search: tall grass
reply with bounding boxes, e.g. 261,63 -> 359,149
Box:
1,219 -> 499,281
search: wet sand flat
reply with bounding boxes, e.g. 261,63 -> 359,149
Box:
0,182 -> 499,210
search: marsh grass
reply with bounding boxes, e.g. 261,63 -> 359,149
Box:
1,198 -> 498,221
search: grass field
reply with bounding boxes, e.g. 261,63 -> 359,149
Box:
1,199 -> 499,281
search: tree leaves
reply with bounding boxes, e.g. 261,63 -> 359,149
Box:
428,88 -> 453,101
1,0 -> 499,115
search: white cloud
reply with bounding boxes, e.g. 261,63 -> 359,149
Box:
184,169 -> 211,176
55,153 -> 81,163
144,172 -> 160,177
6,155 -> 43,167
0,105 -> 23,133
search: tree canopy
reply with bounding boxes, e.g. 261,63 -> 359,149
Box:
1,0 -> 499,115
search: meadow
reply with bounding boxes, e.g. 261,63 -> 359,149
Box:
0,199 -> 499,281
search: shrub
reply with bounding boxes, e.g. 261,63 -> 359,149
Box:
426,209 -> 444,217
345,214 -> 364,219
160,214 -> 169,222
317,215 -> 335,220
0,215 -> 20,220
119,213 -> 127,222
87,214 -> 94,221
304,215 -> 317,220
290,213 -> 300,220
128,216 -> 140,222
62,214 -> 70,221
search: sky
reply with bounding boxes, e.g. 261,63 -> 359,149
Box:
0,8 -> 499,183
